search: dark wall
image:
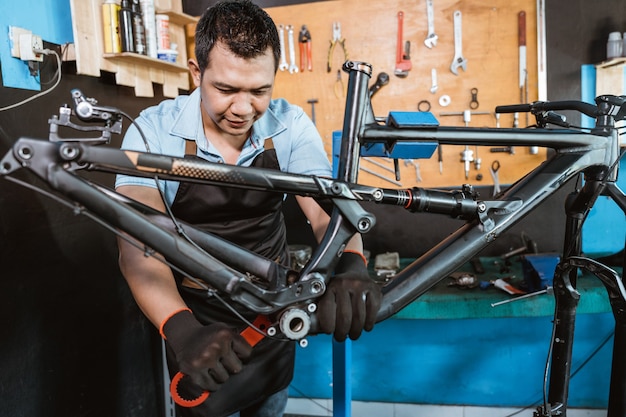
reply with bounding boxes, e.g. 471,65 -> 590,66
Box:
545,1 -> 626,124
0,1 -> 623,416
0,58 -> 168,417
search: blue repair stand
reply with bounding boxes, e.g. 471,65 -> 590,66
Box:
330,111 -> 439,416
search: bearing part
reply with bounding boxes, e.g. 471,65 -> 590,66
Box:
279,308 -> 311,341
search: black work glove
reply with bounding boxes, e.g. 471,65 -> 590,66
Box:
162,309 -> 253,392
317,252 -> 382,342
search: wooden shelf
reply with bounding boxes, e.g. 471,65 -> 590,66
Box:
155,9 -> 198,26
596,57 -> 626,69
70,0 -> 192,97
103,52 -> 187,72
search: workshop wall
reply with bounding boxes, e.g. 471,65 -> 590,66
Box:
265,0 -> 543,188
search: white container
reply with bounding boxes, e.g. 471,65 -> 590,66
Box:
155,14 -> 170,51
157,49 -> 178,63
607,31 -> 622,60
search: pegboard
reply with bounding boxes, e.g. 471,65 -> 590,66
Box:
266,0 -> 543,189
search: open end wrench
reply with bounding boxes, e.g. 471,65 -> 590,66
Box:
369,72 -> 390,98
278,25 -> 288,71
489,160 -> 501,197
404,159 -> 422,182
430,68 -> 438,93
287,25 -> 299,74
450,11 -> 467,75
424,0 -> 438,48
394,11 -> 412,78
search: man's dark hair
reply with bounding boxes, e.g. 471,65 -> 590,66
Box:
195,0 -> 281,74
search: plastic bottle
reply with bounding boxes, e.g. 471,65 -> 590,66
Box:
155,14 -> 170,51
118,0 -> 135,53
606,31 -> 622,60
140,0 -> 157,58
132,0 -> 147,55
102,0 -> 121,53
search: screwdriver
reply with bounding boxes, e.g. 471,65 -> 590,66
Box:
491,286 -> 553,307
438,145 -> 443,174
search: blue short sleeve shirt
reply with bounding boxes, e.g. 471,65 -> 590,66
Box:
115,88 -> 332,205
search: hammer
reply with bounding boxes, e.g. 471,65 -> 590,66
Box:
501,236 -> 538,260
307,98 -> 318,125
498,235 -> 538,273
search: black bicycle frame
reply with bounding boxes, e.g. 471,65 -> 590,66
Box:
2,61 -> 626,416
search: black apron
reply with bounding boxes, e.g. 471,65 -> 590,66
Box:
167,139 -> 296,417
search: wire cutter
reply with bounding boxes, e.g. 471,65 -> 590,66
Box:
327,22 -> 348,73
299,25 -> 312,72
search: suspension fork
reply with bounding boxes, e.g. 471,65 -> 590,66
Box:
602,182 -> 626,417
543,176 -> 605,416
543,172 -> 616,416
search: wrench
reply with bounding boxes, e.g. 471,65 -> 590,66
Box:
404,159 -> 422,182
430,68 -> 438,94
286,25 -> 299,74
424,0 -> 438,48
489,160 -> 501,197
369,72 -> 390,98
278,25 -> 288,71
450,11 -> 467,75
394,11 -> 411,78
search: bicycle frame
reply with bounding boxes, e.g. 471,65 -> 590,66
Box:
2,61 -> 626,416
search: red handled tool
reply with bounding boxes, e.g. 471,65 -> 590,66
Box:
299,25 -> 312,72
394,11 -> 412,77
169,315 -> 271,408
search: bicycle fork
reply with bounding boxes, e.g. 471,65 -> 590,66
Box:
539,178 -> 626,417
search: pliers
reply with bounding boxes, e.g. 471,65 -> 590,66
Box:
334,69 -> 344,98
299,25 -> 312,72
327,22 -> 348,73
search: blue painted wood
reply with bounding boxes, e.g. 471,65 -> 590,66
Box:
332,339 -> 351,417
580,64 -> 626,255
290,257 -> 616,408
0,0 -> 73,90
290,312 -> 615,408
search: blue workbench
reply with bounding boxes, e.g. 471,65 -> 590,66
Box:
288,257 -> 616,409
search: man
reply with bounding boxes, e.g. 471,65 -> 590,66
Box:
115,1 -> 382,416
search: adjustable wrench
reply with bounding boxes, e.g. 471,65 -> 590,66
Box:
394,11 -> 411,78
286,25 -> 299,74
450,11 -> 467,75
278,25 -> 288,71
424,0 -> 438,48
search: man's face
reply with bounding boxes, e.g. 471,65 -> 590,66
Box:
190,41 -> 276,140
